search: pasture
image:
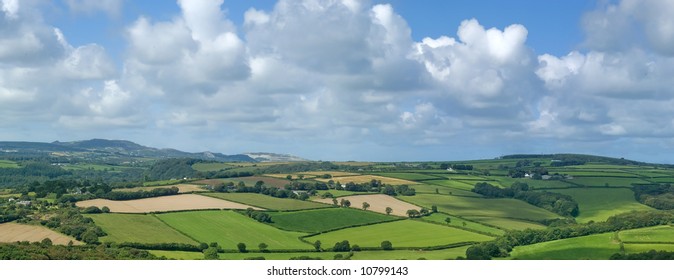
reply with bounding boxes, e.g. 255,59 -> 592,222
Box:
314,194 -> 421,217
305,219 -> 492,248
0,223 -> 82,245
492,177 -> 577,189
191,162 -> 234,172
157,210 -> 313,250
372,172 -> 443,181
508,232 -> 620,260
267,208 -> 399,233
421,213 -> 505,236
422,179 -> 477,191
76,194 -> 263,213
551,188 -> 652,223
399,194 -> 561,222
461,216 -> 546,231
411,184 -> 482,197
298,171 -> 360,177
623,243 -> 674,253
316,175 -> 418,185
112,184 -> 206,193
204,193 -> 330,211
619,225 -> 674,243
86,213 -> 197,244
0,160 -> 19,168
569,177 -> 650,187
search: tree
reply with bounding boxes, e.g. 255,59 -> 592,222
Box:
237,242 -> 247,253
420,208 -> 430,216
362,202 -> 370,211
340,199 -> 351,208
313,240 -> 322,251
41,238 -> 52,246
81,229 -> 99,244
381,240 -> 393,250
332,198 -> 338,206
431,205 -> 438,213
406,209 -> 420,218
286,175 -> 292,180
333,240 -> 351,252
203,247 -> 219,260
298,175 -> 305,180
445,217 -> 451,224
258,243 -> 269,252
101,206 -> 110,213
385,207 -> 393,215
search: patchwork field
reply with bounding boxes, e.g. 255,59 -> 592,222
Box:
0,223 -> 82,245
193,176 -> 289,188
508,232 -> 620,260
267,208 -> 400,233
86,213 -> 197,244
316,175 -> 418,185
112,184 -> 206,193
305,220 -> 493,248
551,188 -> 653,223
314,194 -> 421,217
400,194 -> 561,222
76,194 -> 263,213
569,177 -> 651,187
204,193 -> 330,211
462,216 -> 546,231
156,210 -> 313,250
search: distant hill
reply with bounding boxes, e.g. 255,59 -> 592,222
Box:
0,139 -> 256,163
244,152 -> 308,162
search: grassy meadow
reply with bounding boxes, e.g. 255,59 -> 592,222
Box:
86,213 -> 197,244
267,207 -> 399,233
203,192 -> 330,210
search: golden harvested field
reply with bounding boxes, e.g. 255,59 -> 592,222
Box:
112,184 -> 206,193
314,194 -> 421,217
0,223 -> 82,245
76,194 -> 263,213
316,175 -> 418,185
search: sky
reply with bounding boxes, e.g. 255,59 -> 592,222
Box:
2,0 -> 674,163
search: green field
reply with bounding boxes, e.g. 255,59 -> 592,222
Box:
86,213 -> 197,244
508,232 -> 620,260
619,225 -> 674,243
192,162 -> 234,172
143,179 -> 185,186
462,216 -> 546,230
313,190 -> 359,198
373,172 -> 442,181
623,243 -> 674,253
563,171 -> 640,177
268,208 -> 399,233
0,160 -> 19,168
420,213 -> 505,236
150,246 -> 471,260
400,194 -> 561,222
569,177 -> 651,187
551,188 -> 653,223
157,210 -> 313,250
305,220 -> 492,249
203,193 -> 330,211
423,179 -> 477,191
412,184 -> 482,197
491,177 -> 576,189
61,163 -> 131,172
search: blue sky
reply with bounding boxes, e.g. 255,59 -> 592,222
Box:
2,0 -> 674,163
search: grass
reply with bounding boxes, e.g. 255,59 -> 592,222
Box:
623,243 -> 674,254
372,172 -> 443,181
619,225 -> 674,243
194,176 -> 290,188
60,163 -> 131,172
462,216 -> 546,231
412,184 -> 482,197
305,219 -> 493,248
317,175 -> 418,185
422,179 -> 476,191
0,160 -> 19,168
421,213 -> 505,236
149,246 -> 471,260
86,213 -> 197,244
157,210 -> 313,250
399,194 -> 561,221
267,208 -> 399,233
508,232 -> 621,260
569,177 -> 651,187
551,188 -> 653,223
203,193 -> 330,211
313,190 -> 360,198
491,177 -> 577,189
191,162 -> 234,172
143,179 -> 185,186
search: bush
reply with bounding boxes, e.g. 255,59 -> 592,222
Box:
381,240 -> 393,250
